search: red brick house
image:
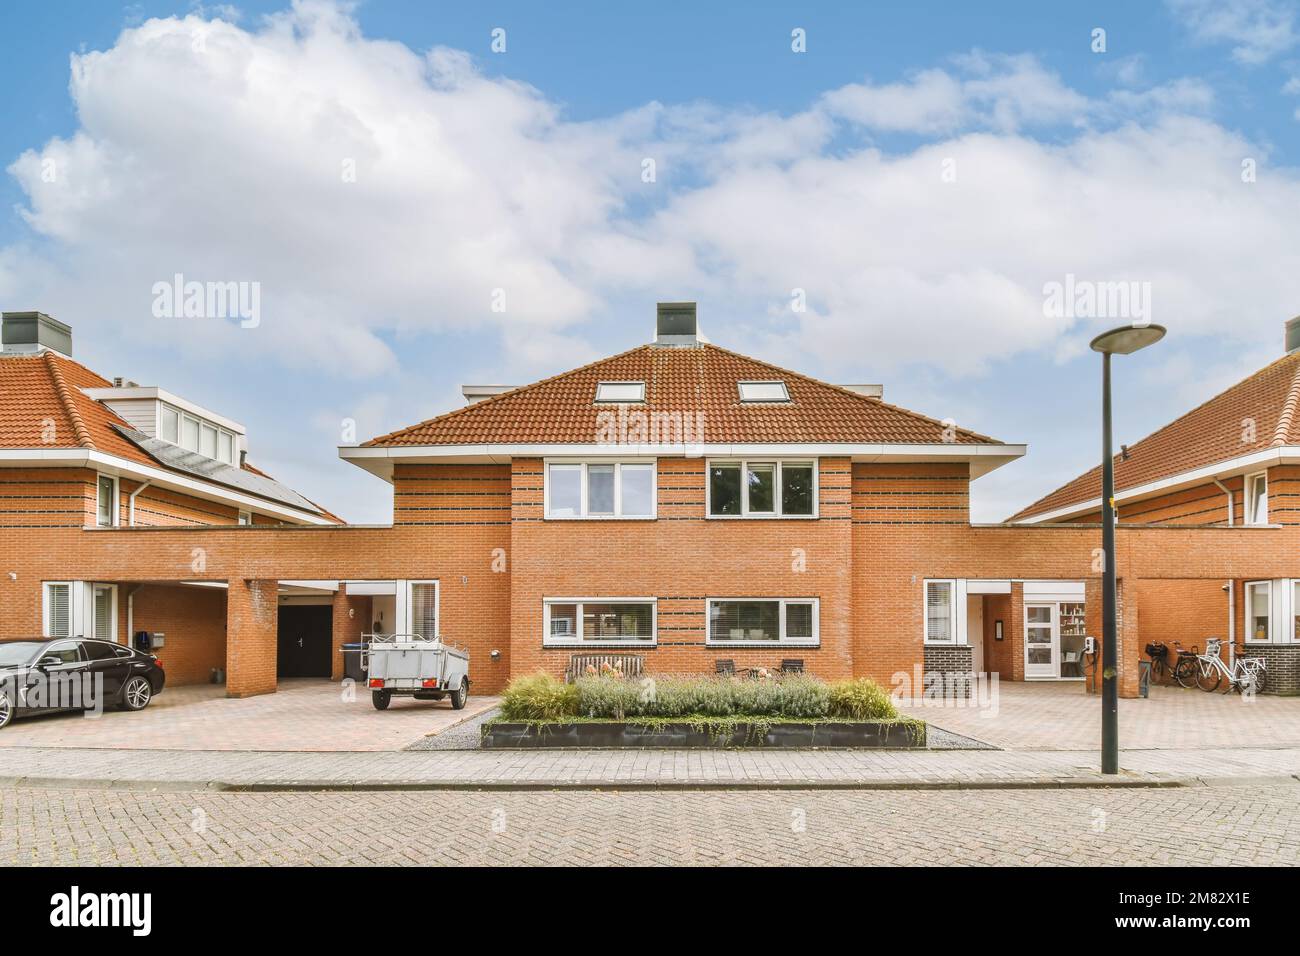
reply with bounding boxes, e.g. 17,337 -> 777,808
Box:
4,304 -> 1297,698
1009,317 -> 1300,693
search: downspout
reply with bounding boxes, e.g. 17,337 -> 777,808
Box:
1212,478 -> 1233,526
128,480 -> 151,526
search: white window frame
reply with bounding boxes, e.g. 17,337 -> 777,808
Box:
543,460 -> 657,520
704,597 -> 820,647
42,581 -> 75,638
923,578 -> 969,645
543,598 -> 657,647
737,380 -> 791,403
95,473 -> 119,527
1244,579 -> 1272,644
162,402 -> 238,464
705,459 -> 818,519
594,381 -> 646,403
405,579 -> 440,639
92,583 -> 118,643
238,511 -> 252,525
1245,471 -> 1268,525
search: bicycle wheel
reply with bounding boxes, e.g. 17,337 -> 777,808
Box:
1172,656 -> 1197,689
1195,661 -> 1221,692
1149,656 -> 1167,685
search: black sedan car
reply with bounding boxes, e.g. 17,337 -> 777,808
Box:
0,637 -> 165,729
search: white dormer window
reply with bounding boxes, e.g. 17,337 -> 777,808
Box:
161,402 -> 239,465
1245,472 -> 1268,525
595,381 -> 645,403
738,380 -> 790,402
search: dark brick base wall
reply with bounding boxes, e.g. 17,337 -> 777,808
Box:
1238,644 -> 1300,696
923,644 -> 975,700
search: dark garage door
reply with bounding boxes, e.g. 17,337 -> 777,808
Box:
277,605 -> 333,678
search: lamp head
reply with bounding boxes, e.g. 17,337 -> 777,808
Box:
1089,323 -> 1166,355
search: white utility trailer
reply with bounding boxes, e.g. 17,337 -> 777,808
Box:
361,633 -> 470,711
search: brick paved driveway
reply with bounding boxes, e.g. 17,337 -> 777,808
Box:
4,782 -> 1297,865
0,679 -> 499,752
899,681 -> 1300,751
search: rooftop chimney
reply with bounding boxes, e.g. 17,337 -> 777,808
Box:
1287,316 -> 1300,355
655,302 -> 699,347
461,384 -> 516,405
1,311 -> 72,357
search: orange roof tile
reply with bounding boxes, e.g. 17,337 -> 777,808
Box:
1009,350 -> 1300,521
364,343 -> 1003,447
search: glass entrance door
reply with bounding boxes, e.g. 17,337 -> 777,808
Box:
1024,603 -> 1057,678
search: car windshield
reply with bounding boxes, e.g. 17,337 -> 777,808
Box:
0,641 -> 44,666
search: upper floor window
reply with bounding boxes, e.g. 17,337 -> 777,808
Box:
159,401 -> 238,466
737,380 -> 790,402
594,381 -> 645,403
95,474 -> 118,527
707,459 -> 816,517
545,461 -> 656,519
1245,472 -> 1268,524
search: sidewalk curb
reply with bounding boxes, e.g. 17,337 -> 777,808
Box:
3,773 -> 1296,794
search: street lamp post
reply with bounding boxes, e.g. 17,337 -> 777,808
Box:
1089,323 -> 1166,775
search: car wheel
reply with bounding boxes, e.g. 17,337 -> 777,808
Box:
0,690 -> 12,729
122,676 -> 153,711
449,677 -> 468,710
372,690 -> 392,711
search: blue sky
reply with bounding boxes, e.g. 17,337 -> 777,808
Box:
3,0 -> 1300,522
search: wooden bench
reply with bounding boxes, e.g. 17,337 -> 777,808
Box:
565,654 -> 645,682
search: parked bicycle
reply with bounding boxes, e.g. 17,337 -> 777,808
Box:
1144,641 -> 1198,688
1191,638 -> 1267,694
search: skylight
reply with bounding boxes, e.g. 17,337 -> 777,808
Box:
738,381 -> 790,402
595,381 -> 645,402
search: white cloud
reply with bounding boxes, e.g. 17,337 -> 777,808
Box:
1168,0 -> 1300,64
2,0 -> 1297,394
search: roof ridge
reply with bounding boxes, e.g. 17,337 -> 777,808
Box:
43,352 -> 95,449
702,343 -> 1003,445
362,343 -> 653,446
1270,358 -> 1300,446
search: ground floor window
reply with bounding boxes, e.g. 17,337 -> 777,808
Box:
92,584 -> 117,642
43,582 -> 72,638
924,580 -> 956,643
407,580 -> 439,639
544,599 -> 656,645
1245,580 -> 1271,643
706,598 -> 818,646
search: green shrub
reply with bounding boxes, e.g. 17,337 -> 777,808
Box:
499,672 -> 579,721
572,673 -> 830,719
828,678 -> 898,720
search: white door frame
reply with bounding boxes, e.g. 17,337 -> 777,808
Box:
1024,602 -> 1058,678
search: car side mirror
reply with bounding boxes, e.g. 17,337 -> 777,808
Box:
35,655 -> 61,669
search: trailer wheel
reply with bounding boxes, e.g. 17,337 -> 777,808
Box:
372,690 -> 392,711
449,677 -> 468,710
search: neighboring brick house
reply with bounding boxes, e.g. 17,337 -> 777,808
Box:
0,311 -> 341,687
1010,317 -> 1300,693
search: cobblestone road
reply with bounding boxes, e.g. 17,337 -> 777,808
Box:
4,782 -> 1297,866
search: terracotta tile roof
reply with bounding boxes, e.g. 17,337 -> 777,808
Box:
1009,350 -> 1300,522
364,343 -> 1003,447
0,351 -> 339,521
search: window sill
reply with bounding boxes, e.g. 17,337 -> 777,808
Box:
544,641 -> 657,649
705,514 -> 818,521
705,641 -> 819,649
923,641 -> 970,647
543,515 -> 657,521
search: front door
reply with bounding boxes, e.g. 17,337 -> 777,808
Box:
276,606 -> 333,678
1024,603 -> 1057,678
